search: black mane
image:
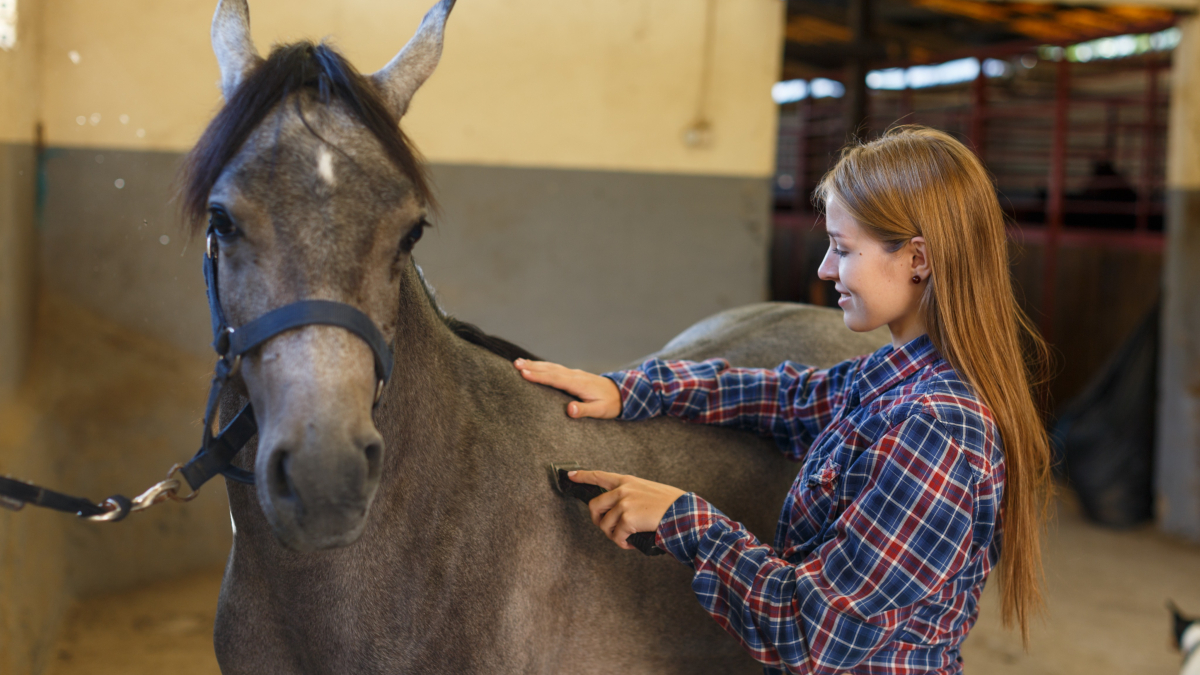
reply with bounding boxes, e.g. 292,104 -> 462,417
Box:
178,41 -> 434,233
412,264 -> 541,362
445,317 -> 542,363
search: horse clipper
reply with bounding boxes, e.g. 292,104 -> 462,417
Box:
549,462 -> 663,557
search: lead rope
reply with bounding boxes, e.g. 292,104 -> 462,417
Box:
0,231 -> 254,521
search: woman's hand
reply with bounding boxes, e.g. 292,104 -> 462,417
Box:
568,470 -> 686,550
513,358 -> 622,419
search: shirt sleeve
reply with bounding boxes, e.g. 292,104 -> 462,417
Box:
601,358 -> 860,456
653,413 -> 978,674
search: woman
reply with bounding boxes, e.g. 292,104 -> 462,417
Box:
514,127 -> 1051,674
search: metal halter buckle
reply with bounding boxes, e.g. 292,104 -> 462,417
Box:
206,232 -> 217,259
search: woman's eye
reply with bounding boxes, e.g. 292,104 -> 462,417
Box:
829,242 -> 847,257
208,208 -> 239,238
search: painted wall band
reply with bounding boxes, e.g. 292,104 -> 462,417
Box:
33,0 -> 782,177
37,146 -> 770,370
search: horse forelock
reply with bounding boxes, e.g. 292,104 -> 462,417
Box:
182,36 -> 535,368
177,40 -> 435,237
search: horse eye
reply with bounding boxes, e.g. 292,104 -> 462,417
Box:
400,221 -> 426,252
208,208 -> 239,238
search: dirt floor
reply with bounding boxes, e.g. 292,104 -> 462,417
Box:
43,495 -> 1200,675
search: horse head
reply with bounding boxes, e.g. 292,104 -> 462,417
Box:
182,0 -> 454,552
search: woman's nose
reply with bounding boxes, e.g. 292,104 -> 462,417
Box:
817,247 -> 838,281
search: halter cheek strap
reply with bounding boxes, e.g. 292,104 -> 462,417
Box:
0,229 -> 396,520
178,229 -> 395,492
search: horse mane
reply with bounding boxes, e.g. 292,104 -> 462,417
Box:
178,40 -> 434,233
413,263 -> 542,363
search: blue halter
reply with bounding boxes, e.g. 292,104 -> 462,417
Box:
177,228 -> 395,490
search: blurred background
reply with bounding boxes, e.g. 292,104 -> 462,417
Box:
1,0 -> 1198,673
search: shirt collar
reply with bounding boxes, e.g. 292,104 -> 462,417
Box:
855,333 -> 939,405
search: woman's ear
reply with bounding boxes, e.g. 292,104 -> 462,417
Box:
909,236 -> 931,278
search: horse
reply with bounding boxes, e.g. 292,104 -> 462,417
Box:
189,1 -> 887,671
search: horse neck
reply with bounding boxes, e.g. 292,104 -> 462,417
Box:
372,261 -> 475,505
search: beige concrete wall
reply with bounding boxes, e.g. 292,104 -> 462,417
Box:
1158,14 -> 1200,542
0,144 -> 35,396
0,0 -> 39,144
0,3 -> 59,673
38,0 -> 783,177
1168,16 -> 1200,191
0,0 -> 39,393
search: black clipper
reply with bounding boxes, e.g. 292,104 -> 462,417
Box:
550,461 -> 664,557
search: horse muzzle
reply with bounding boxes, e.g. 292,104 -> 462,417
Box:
257,422 -> 384,551
239,323 -> 388,551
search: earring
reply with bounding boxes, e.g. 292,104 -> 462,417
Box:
911,275 -> 921,284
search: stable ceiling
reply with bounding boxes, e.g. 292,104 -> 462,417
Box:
783,0 -> 1183,75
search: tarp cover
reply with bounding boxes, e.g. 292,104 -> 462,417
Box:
1052,303 -> 1158,528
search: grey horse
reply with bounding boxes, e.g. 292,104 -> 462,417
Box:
191,1 -> 887,671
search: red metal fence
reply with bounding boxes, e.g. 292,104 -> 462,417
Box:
772,52 -> 1170,344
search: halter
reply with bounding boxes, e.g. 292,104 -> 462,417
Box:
178,227 -> 395,490
0,226 -> 395,521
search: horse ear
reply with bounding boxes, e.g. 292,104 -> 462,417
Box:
369,0 -> 456,120
212,0 -> 262,100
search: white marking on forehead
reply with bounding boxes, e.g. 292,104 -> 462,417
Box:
317,147 -> 336,186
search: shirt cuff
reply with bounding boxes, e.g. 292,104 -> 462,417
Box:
655,492 -> 734,566
600,369 -> 662,421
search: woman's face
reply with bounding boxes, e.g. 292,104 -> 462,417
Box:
817,194 -> 929,346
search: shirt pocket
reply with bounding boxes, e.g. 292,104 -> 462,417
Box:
800,455 -> 843,525
806,454 -> 842,488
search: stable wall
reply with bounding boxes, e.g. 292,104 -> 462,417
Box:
0,0 -> 37,394
1160,14 -> 1200,542
33,0 -> 784,370
0,2 -> 67,674
3,2 -> 783,671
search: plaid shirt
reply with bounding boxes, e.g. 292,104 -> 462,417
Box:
603,335 -> 1003,675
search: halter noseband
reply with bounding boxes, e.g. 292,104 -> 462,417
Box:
177,229 -> 395,491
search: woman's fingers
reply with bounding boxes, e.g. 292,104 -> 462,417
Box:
571,472 -> 688,551
515,359 -> 578,390
597,506 -> 636,549
569,470 -> 622,490
568,400 -> 609,418
513,359 -> 621,419
588,489 -> 621,527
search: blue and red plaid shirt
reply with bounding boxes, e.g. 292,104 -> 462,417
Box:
603,334 -> 1004,675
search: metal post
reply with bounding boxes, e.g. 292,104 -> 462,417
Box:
969,63 -> 987,158
900,84 -> 914,124
1041,55 -> 1070,341
844,0 -> 871,140
795,96 -> 812,210
1137,57 -> 1160,231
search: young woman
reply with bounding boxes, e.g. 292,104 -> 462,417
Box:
514,127 -> 1051,674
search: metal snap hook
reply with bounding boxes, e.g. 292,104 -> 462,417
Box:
206,232 -> 217,259
374,379 -> 385,405
84,496 -> 132,522
226,353 -> 242,379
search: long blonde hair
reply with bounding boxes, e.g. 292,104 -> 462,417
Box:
815,126 -> 1051,644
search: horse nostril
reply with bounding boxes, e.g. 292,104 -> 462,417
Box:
363,441 -> 383,482
269,450 -> 297,502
